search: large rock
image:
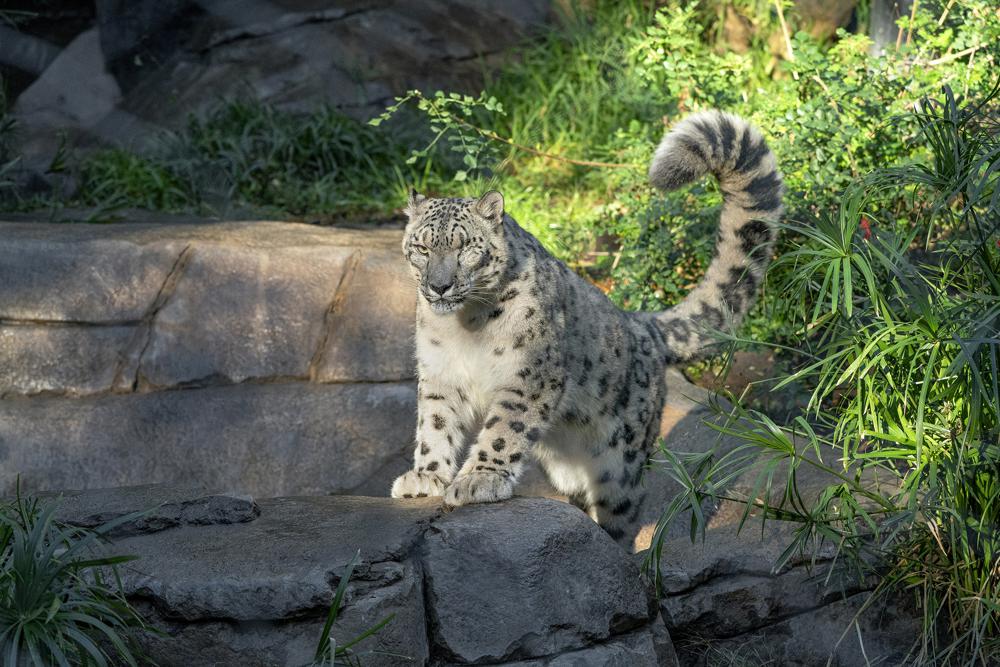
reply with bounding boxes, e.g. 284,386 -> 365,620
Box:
9,27 -> 121,180
13,28 -> 120,131
95,1 -> 555,124
0,221 -> 414,392
33,487 -> 671,666
424,499 -> 652,663
0,221 -> 418,497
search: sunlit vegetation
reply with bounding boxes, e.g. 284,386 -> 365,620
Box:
648,83 -> 1000,665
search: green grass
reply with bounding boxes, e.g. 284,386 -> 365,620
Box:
74,100 -> 450,219
309,550 -> 399,667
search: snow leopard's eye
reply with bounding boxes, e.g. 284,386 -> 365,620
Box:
413,244 -> 430,255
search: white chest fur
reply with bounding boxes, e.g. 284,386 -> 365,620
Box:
415,305 -> 516,417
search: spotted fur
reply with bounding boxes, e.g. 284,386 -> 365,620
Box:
390,110 -> 784,550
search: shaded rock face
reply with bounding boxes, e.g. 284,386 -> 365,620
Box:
648,495 -> 921,666
96,0 -> 554,122
45,487 -> 672,666
0,222 -> 417,498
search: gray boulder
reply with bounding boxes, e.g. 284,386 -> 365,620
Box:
35,486 -> 672,666
424,499 -> 652,663
0,221 -> 416,498
94,1 -> 555,125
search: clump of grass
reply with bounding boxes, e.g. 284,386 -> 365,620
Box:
0,492 -> 149,666
77,99 -> 448,219
648,81 -> 1000,666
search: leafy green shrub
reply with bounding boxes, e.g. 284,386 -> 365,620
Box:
370,0 -> 998,323
648,82 -> 1000,666
0,493 -> 148,666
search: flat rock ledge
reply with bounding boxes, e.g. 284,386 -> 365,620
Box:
49,486 -> 677,667
35,485 -> 922,667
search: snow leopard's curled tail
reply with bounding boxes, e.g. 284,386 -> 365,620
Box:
649,110 -> 784,362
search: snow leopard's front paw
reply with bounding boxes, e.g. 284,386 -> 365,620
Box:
391,470 -> 447,498
444,470 -> 514,506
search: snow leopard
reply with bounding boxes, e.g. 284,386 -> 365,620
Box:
390,110 -> 784,549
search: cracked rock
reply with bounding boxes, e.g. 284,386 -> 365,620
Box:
423,498 -> 652,663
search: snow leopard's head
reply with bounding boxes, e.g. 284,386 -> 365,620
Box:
402,190 -> 509,314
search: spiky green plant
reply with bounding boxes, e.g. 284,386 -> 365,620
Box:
0,493 -> 149,667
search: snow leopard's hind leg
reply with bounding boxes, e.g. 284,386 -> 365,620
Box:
564,419 -> 657,551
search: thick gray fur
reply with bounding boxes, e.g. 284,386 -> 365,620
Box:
390,110 -> 785,550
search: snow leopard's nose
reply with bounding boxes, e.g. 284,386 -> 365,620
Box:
429,280 -> 454,296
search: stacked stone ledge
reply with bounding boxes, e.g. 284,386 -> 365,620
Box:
0,221 -> 418,497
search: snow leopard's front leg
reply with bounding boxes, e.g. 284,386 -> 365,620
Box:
445,382 -> 561,506
391,382 -> 468,499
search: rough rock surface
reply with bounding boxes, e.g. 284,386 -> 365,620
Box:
0,221 -> 417,498
96,0 -> 554,123
646,476 -> 920,666
41,487 -> 674,666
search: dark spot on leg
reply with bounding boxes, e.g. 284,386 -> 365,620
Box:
611,498 -> 633,516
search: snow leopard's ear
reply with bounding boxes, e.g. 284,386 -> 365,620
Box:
405,188 -> 427,217
473,190 -> 504,227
